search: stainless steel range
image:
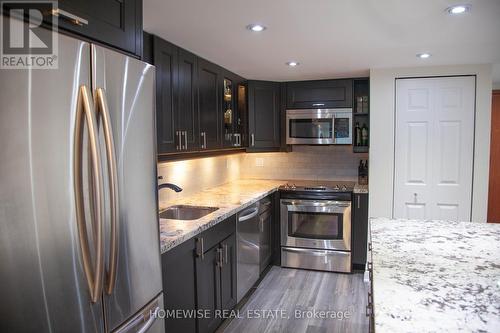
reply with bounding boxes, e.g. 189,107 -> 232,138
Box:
280,181 -> 354,273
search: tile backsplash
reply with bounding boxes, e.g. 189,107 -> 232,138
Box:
240,145 -> 368,181
157,154 -> 242,207
158,146 -> 368,206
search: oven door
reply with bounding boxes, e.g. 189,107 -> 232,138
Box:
286,109 -> 335,144
280,199 -> 351,251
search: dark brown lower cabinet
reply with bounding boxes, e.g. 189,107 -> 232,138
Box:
162,238 -> 197,333
195,244 -> 222,333
352,193 -> 369,270
219,233 -> 237,310
161,215 -> 236,333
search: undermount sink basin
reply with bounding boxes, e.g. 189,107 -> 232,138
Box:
159,205 -> 219,220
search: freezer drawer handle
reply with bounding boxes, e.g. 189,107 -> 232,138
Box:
137,306 -> 159,333
115,305 -> 160,333
74,85 -> 104,303
95,88 -> 119,295
238,207 -> 259,222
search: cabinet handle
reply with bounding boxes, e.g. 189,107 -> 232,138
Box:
217,248 -> 224,267
176,131 -> 182,150
312,103 -> 325,107
196,237 -> 204,259
224,244 -> 228,264
259,218 -> 263,233
51,8 -> 88,26
251,134 -> 255,147
201,132 -> 206,149
357,195 -> 360,209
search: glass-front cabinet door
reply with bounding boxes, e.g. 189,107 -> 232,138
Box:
223,77 -> 235,146
222,72 -> 245,147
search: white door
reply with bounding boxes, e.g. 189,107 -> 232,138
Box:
394,76 -> 475,221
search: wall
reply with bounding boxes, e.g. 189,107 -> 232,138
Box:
157,154 -> 242,207
369,64 -> 493,222
240,145 -> 368,181
158,145 -> 367,206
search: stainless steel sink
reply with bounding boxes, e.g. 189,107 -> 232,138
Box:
159,205 -> 219,220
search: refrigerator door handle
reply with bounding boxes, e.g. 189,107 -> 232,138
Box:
95,88 -> 119,295
74,85 -> 105,303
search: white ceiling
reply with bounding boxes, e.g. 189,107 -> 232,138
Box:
144,0 -> 500,82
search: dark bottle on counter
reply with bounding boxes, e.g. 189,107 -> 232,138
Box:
358,160 -> 368,185
361,124 -> 368,146
355,122 -> 361,146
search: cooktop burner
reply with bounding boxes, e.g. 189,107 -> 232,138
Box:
279,180 -> 355,192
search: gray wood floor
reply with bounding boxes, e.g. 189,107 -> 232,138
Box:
220,266 -> 368,333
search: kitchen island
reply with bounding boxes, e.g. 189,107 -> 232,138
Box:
370,217 -> 500,332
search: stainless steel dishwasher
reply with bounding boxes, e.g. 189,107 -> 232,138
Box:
236,203 -> 260,303
259,198 -> 273,273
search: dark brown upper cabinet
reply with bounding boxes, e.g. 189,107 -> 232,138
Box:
150,34 -> 248,158
353,78 -> 370,153
153,37 -> 178,154
55,0 -> 143,57
198,58 -> 223,150
153,37 -> 200,154
178,49 -> 200,151
248,81 -> 281,151
286,79 -> 353,109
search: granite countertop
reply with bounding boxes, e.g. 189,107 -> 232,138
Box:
370,217 -> 500,332
159,179 -> 368,254
159,179 -> 284,253
353,183 -> 368,194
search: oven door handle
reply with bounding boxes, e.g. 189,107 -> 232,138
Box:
238,207 -> 259,222
281,200 -> 350,208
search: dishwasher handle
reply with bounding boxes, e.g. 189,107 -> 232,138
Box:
238,207 -> 259,222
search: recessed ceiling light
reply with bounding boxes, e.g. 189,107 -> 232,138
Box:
417,53 -> 431,59
286,61 -> 299,67
246,24 -> 266,32
446,4 -> 471,15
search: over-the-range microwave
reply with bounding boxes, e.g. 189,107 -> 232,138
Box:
286,108 -> 353,145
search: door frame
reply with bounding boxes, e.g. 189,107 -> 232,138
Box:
392,75 -> 477,221
488,90 -> 500,223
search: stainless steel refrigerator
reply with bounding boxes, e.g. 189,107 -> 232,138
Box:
0,18 -> 164,333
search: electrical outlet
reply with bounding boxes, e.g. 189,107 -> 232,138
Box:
255,158 -> 264,167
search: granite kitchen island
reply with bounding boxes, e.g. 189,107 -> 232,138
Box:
370,217 -> 500,332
